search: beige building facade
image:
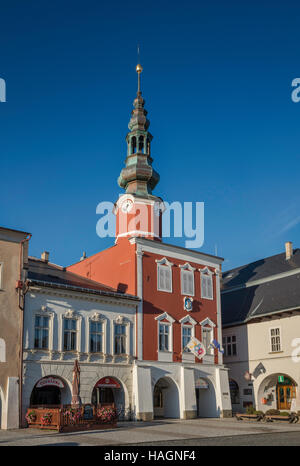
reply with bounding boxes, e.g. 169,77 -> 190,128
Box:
0,227 -> 31,429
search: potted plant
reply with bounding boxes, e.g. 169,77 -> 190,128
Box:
41,412 -> 52,426
64,407 -> 81,423
96,407 -> 117,424
25,410 -> 37,424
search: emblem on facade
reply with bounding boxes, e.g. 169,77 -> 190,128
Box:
184,296 -> 193,312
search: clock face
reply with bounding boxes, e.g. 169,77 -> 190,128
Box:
121,199 -> 133,213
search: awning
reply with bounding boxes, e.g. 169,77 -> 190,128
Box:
95,377 -> 121,389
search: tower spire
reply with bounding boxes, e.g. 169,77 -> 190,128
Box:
117,62 -> 160,198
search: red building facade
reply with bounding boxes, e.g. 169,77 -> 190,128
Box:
67,64 -> 232,419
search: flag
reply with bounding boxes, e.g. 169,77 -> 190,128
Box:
209,339 -> 224,354
186,337 -> 206,360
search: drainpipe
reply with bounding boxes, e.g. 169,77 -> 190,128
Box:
17,234 -> 31,428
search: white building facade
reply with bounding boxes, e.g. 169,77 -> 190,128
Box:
222,242 -> 300,414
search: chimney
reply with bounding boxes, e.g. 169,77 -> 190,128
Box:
80,251 -> 87,261
41,251 -> 49,262
285,241 -> 293,260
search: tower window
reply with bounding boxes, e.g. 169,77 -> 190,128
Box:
146,138 -> 150,155
138,135 -> 144,153
131,136 -> 136,154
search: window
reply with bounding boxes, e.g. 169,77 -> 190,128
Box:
159,323 -> 170,351
181,270 -> 194,296
270,327 -> 281,352
155,312 -> 175,360
63,318 -> 77,351
222,335 -> 237,356
180,263 -> 195,296
202,327 -> 213,354
114,324 -> 126,354
182,325 -> 192,352
156,258 -> 173,292
34,315 -> 49,349
200,269 -> 213,300
158,265 -> 172,292
90,321 -> 103,353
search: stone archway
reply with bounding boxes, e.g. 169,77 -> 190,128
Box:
91,376 -> 128,420
257,373 -> 297,412
153,376 -> 180,419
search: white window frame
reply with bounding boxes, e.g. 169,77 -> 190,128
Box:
159,322 -> 170,352
179,315 -> 197,361
59,309 -> 82,353
200,317 -> 216,356
199,267 -> 214,300
155,312 -> 175,361
86,313 -> 107,355
222,334 -> 237,357
111,315 -> 131,356
156,257 -> 173,293
34,314 -> 51,350
179,263 -> 195,296
269,326 -> 282,353
30,306 -> 54,352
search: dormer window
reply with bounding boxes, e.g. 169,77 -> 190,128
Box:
156,258 -> 173,293
179,263 -> 195,296
200,267 -> 214,300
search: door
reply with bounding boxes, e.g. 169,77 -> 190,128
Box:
277,385 -> 294,410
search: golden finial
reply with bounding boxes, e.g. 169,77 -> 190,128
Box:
136,44 -> 143,93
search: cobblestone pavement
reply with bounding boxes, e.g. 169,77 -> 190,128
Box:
1,418 -> 300,446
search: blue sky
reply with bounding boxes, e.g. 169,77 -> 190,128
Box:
0,0 -> 300,271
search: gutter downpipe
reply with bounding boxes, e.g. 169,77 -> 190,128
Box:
18,233 -> 31,428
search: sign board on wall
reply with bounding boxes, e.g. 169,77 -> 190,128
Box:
36,376 -> 64,389
95,377 -> 121,389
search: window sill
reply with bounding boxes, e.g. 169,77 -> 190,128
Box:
268,351 -> 283,354
157,288 -> 173,293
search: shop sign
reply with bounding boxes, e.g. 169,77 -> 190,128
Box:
95,377 -> 121,389
36,376 -> 64,389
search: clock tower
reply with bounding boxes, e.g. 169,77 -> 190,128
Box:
114,63 -> 164,242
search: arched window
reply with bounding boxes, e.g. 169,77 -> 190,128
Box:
131,136 -> 136,154
138,135 -> 144,153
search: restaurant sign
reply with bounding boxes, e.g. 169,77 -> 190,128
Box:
36,376 -> 64,389
95,377 -> 120,389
